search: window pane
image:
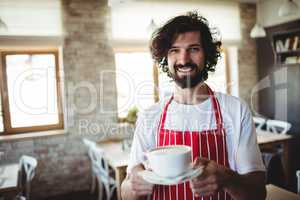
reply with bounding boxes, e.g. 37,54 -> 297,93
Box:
5,54 -> 59,128
115,52 -> 155,118
206,52 -> 227,93
0,92 -> 3,132
158,69 -> 174,100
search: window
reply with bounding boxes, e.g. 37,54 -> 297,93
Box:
115,52 -> 155,118
115,50 -> 229,119
0,50 -> 63,134
206,51 -> 228,93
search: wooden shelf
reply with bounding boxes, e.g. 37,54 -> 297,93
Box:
273,28 -> 300,65
276,49 -> 300,55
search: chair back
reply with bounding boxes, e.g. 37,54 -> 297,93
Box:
266,119 -> 292,134
253,116 -> 266,131
82,139 -> 116,200
18,155 -> 38,200
297,170 -> 300,194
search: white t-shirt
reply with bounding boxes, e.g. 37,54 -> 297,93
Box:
127,92 -> 266,174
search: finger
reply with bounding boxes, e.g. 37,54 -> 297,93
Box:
132,183 -> 154,191
134,189 -> 153,196
197,157 -> 209,165
132,185 -> 153,195
133,187 -> 153,195
191,174 -> 217,188
132,177 -> 151,186
191,183 -> 218,195
193,157 -> 207,166
194,190 -> 215,197
132,173 -> 149,182
193,163 -> 215,181
191,168 -> 209,183
132,188 -> 153,194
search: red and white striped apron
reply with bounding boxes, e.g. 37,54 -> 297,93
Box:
152,87 -> 232,200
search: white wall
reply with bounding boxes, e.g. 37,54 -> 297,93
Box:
259,0 -> 300,27
111,0 -> 241,47
0,0 -> 62,36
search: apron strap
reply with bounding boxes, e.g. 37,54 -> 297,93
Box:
158,85 -> 224,134
207,86 -> 224,129
157,95 -> 173,131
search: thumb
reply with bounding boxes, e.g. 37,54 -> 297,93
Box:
193,157 -> 208,167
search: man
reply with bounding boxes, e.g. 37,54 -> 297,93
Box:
121,12 -> 266,200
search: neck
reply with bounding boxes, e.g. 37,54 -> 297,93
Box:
173,82 -> 209,105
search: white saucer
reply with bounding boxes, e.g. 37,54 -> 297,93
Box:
138,166 -> 203,185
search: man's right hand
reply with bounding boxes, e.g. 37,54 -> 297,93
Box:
128,164 -> 154,197
121,163 -> 154,200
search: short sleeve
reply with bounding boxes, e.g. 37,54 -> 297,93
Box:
126,107 -> 160,174
235,104 -> 266,174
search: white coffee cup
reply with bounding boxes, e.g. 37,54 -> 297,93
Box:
146,145 -> 192,178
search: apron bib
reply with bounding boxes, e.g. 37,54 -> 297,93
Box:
152,87 -> 232,200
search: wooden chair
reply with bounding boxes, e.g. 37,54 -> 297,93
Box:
83,139 -> 117,200
297,170 -> 300,194
262,120 -> 292,187
16,155 -> 38,200
266,119 -> 292,134
253,116 -> 266,131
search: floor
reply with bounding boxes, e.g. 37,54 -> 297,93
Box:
42,190 -> 117,200
43,191 -> 94,200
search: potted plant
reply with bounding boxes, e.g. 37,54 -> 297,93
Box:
126,106 -> 138,124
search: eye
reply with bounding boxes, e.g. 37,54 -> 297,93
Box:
168,48 -> 179,54
188,47 -> 202,53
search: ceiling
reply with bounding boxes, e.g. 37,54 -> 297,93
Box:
239,0 -> 256,3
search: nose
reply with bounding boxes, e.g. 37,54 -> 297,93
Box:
177,50 -> 190,65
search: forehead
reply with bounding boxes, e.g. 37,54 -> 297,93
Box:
172,31 -> 202,46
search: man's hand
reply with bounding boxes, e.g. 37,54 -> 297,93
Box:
190,157 -> 228,197
130,164 -> 154,196
189,157 -> 266,200
121,163 -> 154,200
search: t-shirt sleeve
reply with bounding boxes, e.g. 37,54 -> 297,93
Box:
235,103 -> 266,174
126,109 -> 159,174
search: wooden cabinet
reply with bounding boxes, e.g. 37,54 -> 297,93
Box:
256,20 -> 300,134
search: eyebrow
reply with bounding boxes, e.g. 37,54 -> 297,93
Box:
170,43 -> 202,49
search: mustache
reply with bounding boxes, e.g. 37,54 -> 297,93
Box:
174,62 -> 198,70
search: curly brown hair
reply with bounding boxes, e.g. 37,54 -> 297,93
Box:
149,11 -> 222,79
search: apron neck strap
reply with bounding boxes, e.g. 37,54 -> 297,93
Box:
158,85 -> 223,130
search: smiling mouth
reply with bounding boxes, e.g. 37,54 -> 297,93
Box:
177,66 -> 195,73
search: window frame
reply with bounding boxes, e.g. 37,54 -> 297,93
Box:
0,50 -> 64,135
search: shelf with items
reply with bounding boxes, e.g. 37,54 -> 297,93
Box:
272,28 -> 300,65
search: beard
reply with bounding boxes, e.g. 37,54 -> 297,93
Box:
169,62 -> 207,89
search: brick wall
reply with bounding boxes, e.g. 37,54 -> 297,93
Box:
0,0 -> 132,199
238,3 -> 258,110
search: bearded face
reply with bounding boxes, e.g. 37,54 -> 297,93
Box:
169,62 -> 207,89
167,31 -> 206,89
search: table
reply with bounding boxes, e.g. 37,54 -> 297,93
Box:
257,130 -> 292,145
266,184 -> 300,200
257,130 -> 294,188
97,140 -> 130,200
0,164 -> 19,199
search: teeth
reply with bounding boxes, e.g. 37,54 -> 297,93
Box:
178,67 -> 193,72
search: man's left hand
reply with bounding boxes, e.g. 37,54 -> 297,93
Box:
190,157 -> 230,197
